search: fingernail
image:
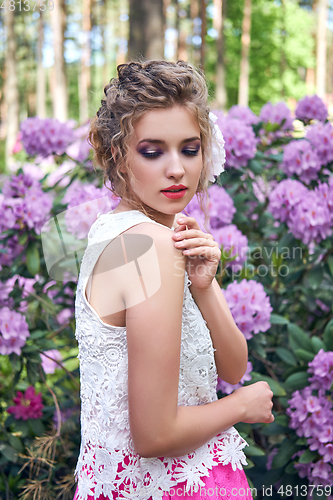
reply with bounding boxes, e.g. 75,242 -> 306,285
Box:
178,218 -> 184,223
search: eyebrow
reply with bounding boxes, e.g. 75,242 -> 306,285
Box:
138,136 -> 201,145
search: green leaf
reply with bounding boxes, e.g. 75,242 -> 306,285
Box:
285,462 -> 298,475
29,419 -> 45,436
7,434 -> 23,453
30,330 -> 47,340
311,336 -> 326,354
288,323 -> 313,352
26,360 -> 40,385
14,420 -> 30,437
327,255 -> 333,278
276,347 -> 297,366
306,264 -> 324,289
248,372 -> 286,396
275,415 -> 289,427
245,444 -> 266,457
243,458 -> 255,469
18,233 -> 28,246
271,440 -> 299,469
26,243 -> 40,276
284,371 -> 309,391
270,314 -> 289,325
323,319 -> 333,351
0,443 -> 17,462
298,449 -> 318,464
294,349 -> 315,363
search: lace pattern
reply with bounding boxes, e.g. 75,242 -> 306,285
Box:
74,210 -> 248,500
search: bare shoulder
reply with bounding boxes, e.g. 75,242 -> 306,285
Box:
120,222 -> 185,308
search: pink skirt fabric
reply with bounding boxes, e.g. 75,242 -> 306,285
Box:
73,461 -> 253,500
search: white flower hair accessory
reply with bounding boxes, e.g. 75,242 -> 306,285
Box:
208,111 -> 226,182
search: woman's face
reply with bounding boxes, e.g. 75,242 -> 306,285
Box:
121,105 -> 203,224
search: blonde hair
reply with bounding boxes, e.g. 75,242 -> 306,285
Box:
89,60 -> 213,230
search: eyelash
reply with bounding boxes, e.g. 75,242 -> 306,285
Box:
141,148 -> 200,159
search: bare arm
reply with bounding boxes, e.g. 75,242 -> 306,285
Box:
124,223 -> 274,459
190,278 -> 248,384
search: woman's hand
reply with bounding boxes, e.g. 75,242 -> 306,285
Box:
232,381 -> 275,424
172,215 -> 221,290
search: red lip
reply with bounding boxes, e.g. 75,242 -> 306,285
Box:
161,185 -> 187,191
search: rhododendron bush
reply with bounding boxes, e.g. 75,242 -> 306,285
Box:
1,97 -> 333,498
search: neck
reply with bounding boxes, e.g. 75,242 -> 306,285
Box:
114,200 -> 176,229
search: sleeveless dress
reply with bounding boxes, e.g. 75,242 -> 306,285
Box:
73,209 -> 253,500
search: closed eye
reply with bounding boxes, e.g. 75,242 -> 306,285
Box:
182,148 -> 200,156
140,151 -> 163,158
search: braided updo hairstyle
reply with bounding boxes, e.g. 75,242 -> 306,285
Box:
89,60 -> 213,227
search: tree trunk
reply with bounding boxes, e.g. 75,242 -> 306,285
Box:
4,6 -> 19,165
191,0 -> 200,67
200,0 -> 206,71
316,0 -> 328,98
215,0 -> 227,110
101,0 -> 108,84
79,0 -> 91,123
36,7 -> 46,118
238,0 -> 251,106
128,0 -> 164,60
51,0 -> 68,121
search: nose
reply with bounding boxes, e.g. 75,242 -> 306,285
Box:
165,149 -> 185,179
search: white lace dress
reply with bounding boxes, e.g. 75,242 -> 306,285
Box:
74,210 -> 249,500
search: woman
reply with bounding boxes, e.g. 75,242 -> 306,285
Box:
73,60 -> 274,500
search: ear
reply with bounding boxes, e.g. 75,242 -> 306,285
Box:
111,146 -> 118,162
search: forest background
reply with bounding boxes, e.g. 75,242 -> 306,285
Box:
1,0 -> 333,170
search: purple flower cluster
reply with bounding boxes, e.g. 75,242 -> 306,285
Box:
62,180 -> 120,240
0,274 -> 38,313
259,102 -> 293,131
0,235 -> 25,272
0,172 -> 53,236
207,184 -> 236,228
295,95 -> 328,123
215,116 -> 257,169
217,361 -> 253,395
222,279 -> 273,340
227,105 -> 260,126
287,349 -> 333,486
268,179 -> 333,245
268,179 -> 308,223
306,122 -> 333,166
66,122 -> 92,163
211,224 -> 249,272
184,185 -> 236,233
43,280 -> 74,325
20,117 -> 75,158
282,140 -> 321,184
0,306 -> 30,355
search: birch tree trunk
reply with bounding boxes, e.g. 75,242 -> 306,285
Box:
4,6 -> 19,165
51,0 -> 68,121
316,0 -> 328,98
79,0 -> 91,123
238,0 -> 251,106
214,0 -> 227,110
36,7 -> 46,118
128,0 -> 164,60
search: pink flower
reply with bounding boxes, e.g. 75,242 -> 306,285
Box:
7,386 -> 44,420
40,349 -> 63,374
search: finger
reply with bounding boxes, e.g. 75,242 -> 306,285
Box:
173,229 -> 207,241
182,246 -> 221,260
177,217 -> 201,230
175,237 -> 217,249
